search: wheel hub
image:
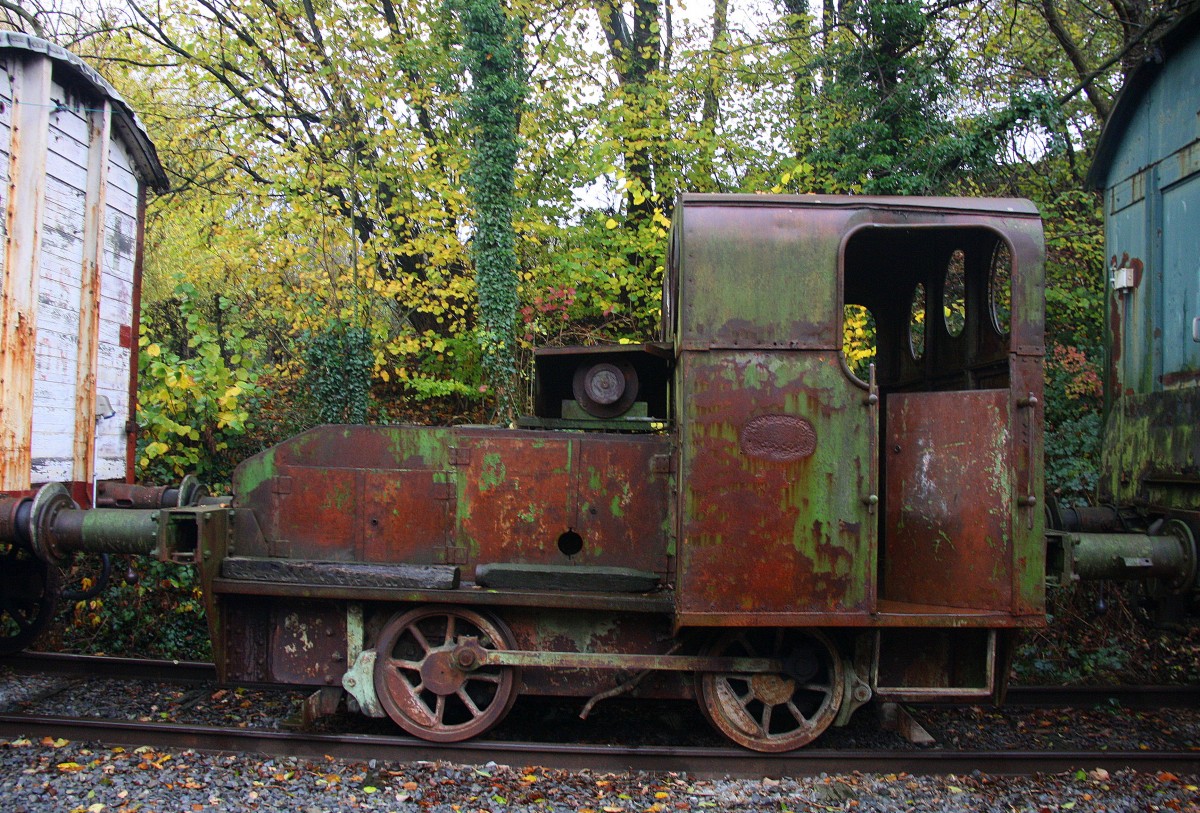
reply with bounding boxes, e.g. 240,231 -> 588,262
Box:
750,673 -> 797,706
420,649 -> 469,695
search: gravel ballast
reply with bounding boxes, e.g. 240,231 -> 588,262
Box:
0,739 -> 1197,813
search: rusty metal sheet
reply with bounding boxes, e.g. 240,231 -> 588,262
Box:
231,426 -> 455,560
361,470 -> 452,564
675,350 -> 875,624
267,600 -> 347,685
265,467 -> 358,560
455,430 -> 572,565
675,202 -> 843,351
454,428 -> 672,577
882,390 -> 1012,611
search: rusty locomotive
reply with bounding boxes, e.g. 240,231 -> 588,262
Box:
2,194 -> 1196,752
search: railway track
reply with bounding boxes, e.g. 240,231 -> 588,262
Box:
1,711 -> 1198,777
1,653 -> 1198,776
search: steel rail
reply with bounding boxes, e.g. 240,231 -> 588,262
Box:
0,711 -> 1197,777
0,651 -> 216,682
5,653 -> 1199,708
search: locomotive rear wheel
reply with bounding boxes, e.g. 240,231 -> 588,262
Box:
373,606 -> 518,742
0,538 -> 61,655
698,628 -> 844,752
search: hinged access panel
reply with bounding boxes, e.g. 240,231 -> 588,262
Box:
882,390 -> 1014,611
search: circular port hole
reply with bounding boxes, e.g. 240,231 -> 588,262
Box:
557,530 -> 583,557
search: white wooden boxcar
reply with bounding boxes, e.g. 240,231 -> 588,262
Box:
0,33 -> 167,504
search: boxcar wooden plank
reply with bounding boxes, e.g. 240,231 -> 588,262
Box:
73,100 -> 111,482
0,56 -> 52,489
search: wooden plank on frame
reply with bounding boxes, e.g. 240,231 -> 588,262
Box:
72,99 -> 111,482
0,55 -> 52,491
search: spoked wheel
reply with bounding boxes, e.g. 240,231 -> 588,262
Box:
373,606 -> 518,742
0,538 -> 61,655
698,628 -> 844,752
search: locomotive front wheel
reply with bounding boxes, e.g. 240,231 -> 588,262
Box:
373,606 -> 518,742
698,628 -> 844,752
0,538 -> 61,655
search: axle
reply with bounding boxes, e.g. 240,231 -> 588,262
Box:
1047,518 -> 1198,593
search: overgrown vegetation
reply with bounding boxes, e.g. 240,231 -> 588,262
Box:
44,557 -> 211,661
1013,584 -> 1200,686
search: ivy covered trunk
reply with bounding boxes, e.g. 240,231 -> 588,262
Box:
458,0 -> 526,424
305,320 -> 374,425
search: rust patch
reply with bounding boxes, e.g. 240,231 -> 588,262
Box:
740,415 -> 817,461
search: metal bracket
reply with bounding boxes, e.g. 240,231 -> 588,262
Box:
342,649 -> 385,718
835,662 -> 873,727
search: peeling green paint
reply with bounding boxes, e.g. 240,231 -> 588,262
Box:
323,483 -> 353,513
232,447 -> 277,496
478,453 -> 507,493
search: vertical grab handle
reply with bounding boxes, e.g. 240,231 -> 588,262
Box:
863,364 -> 879,515
1017,393 -> 1038,528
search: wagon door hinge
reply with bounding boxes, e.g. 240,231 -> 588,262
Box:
449,446 -> 471,467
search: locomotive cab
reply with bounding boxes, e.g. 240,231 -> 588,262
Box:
666,195 -> 1046,705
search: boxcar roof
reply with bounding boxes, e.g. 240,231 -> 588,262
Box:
0,31 -> 168,192
1087,8 -> 1200,190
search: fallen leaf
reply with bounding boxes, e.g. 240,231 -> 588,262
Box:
1158,772 -> 1179,783
1088,769 -> 1110,782
58,762 -> 84,772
